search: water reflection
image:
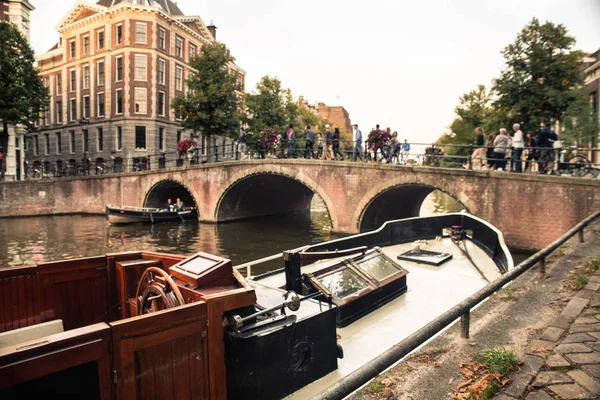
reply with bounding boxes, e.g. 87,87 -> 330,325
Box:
420,190 -> 464,216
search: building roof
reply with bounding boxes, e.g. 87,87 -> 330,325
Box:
95,0 -> 184,16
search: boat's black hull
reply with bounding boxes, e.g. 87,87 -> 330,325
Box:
105,207 -> 198,224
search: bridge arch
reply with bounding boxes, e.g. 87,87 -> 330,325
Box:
355,180 -> 474,232
215,168 -> 337,228
144,179 -> 199,212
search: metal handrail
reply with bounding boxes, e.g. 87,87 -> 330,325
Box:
312,209 -> 600,400
233,244 -> 310,278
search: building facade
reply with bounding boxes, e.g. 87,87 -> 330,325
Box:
1,0 -> 34,181
26,0 -> 245,174
583,49 -> 599,163
297,96 -> 352,136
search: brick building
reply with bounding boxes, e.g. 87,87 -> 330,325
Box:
26,0 -> 245,173
297,96 -> 352,135
1,0 -> 34,181
583,49 -> 599,162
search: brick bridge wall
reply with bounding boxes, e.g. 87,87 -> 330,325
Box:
1,160 -> 598,250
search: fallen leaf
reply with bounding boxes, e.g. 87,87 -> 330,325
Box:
448,377 -> 454,385
501,378 -> 511,386
435,362 -> 441,367
457,379 -> 473,390
469,341 -> 478,346
502,315 -> 511,320
381,378 -> 394,387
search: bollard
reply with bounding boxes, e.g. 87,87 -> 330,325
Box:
578,229 -> 584,243
460,311 -> 470,339
538,257 -> 546,274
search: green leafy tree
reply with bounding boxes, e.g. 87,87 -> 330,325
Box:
244,76 -> 293,133
493,18 -> 584,130
0,21 -> 48,179
172,42 -> 240,162
437,85 -> 501,165
561,89 -> 599,149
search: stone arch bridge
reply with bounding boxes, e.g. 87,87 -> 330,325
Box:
2,160 -> 599,250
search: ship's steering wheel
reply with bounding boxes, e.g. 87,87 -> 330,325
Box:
136,267 -> 185,315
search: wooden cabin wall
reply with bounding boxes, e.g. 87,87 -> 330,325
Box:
0,266 -> 41,332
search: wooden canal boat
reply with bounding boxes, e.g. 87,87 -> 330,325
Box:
0,212 -> 512,400
105,205 -> 198,224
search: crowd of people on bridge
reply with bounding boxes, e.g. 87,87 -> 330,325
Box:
470,122 -> 562,174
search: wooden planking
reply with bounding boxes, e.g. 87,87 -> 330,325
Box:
111,302 -> 210,400
0,268 -> 40,333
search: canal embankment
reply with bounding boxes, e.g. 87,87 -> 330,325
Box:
348,216 -> 600,400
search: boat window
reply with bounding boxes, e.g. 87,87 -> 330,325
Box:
356,255 -> 400,282
317,268 -> 368,300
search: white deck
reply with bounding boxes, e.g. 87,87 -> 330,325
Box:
249,237 -> 504,399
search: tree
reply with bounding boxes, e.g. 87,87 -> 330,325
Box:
561,89 -> 599,149
0,21 -> 48,179
244,76 -> 294,133
493,18 -> 584,130
171,42 -> 240,162
436,85 -> 501,164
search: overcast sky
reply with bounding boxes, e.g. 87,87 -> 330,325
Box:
29,0 -> 600,143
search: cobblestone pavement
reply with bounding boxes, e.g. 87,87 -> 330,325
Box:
494,273 -> 600,399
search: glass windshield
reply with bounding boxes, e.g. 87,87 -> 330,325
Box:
357,256 -> 399,281
317,268 -> 368,299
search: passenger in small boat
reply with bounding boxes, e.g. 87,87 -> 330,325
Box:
176,198 -> 185,211
163,198 -> 174,212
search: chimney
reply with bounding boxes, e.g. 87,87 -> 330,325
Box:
207,21 -> 217,40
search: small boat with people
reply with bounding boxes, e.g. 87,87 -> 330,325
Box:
0,212 -> 512,399
105,204 -> 198,224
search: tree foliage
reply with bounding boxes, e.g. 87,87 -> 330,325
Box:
493,18 -> 584,129
561,89 -> 599,148
244,76 -> 293,133
0,21 -> 48,178
171,42 -> 240,161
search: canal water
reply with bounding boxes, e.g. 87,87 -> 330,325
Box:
0,191 -> 526,272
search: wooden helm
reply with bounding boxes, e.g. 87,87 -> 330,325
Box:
136,267 -> 185,315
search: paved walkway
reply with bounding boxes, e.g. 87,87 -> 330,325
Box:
495,273 -> 600,399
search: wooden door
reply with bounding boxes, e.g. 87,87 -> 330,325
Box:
110,302 -> 210,400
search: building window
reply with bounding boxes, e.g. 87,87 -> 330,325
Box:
56,101 -> 62,124
97,93 -> 105,117
97,128 -> 103,151
83,130 -> 89,153
97,61 -> 105,85
69,98 -> 76,121
158,59 -> 165,85
135,126 -> 146,150
158,27 -> 165,49
83,35 -> 89,54
116,126 -> 122,150
34,135 -> 39,155
56,74 -> 62,94
189,44 -> 196,57
24,136 -> 27,151
175,66 -> 183,91
44,133 -> 50,155
44,107 -> 50,126
115,89 -> 123,114
83,96 -> 90,119
83,65 -> 90,89
56,132 -> 62,155
201,135 -> 205,155
116,24 -> 123,44
135,22 -> 147,44
69,39 -> 75,58
97,30 -> 104,49
116,56 -> 123,81
69,69 -> 76,92
134,54 -> 147,81
176,37 -> 182,57
159,127 -> 164,151
158,91 -> 165,116
134,87 -> 147,114
177,130 -> 182,143
70,131 -> 75,153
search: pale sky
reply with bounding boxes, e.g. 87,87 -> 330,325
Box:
29,0 -> 600,144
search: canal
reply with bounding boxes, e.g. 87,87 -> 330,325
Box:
0,190 -> 528,272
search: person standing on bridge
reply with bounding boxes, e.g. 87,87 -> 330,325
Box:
492,129 -> 510,171
352,124 -> 363,162
304,125 -> 315,159
511,123 -> 524,173
471,127 -> 485,169
238,127 -> 247,160
286,124 -> 295,158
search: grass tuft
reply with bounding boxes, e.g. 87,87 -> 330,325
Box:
478,347 -> 519,376
367,382 -> 384,394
